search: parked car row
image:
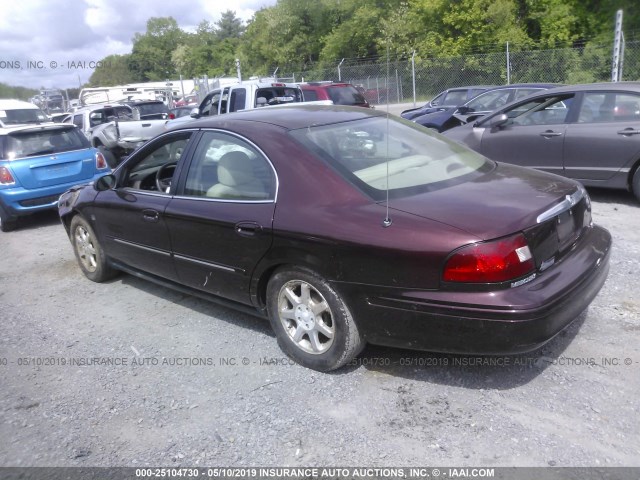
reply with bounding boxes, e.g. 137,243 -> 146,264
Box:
443,82 -> 640,202
56,104 -> 611,372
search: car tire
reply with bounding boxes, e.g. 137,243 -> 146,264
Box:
633,167 -> 640,203
266,267 -> 364,371
69,215 -> 117,282
0,213 -> 18,232
98,146 -> 118,169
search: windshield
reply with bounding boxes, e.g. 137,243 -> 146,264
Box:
440,90 -> 468,106
0,108 -> 49,125
327,86 -> 367,105
1,126 -> 90,160
289,116 -> 491,200
465,90 -> 512,111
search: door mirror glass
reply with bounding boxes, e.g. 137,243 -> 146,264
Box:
94,174 -> 116,191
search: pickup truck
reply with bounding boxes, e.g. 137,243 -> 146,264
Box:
64,103 -> 168,167
170,81 -> 304,126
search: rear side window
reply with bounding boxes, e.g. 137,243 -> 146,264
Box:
1,127 -> 90,160
580,92 -> 640,123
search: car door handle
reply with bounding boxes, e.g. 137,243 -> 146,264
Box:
142,209 -> 159,223
235,222 -> 262,237
539,130 -> 563,138
617,128 -> 640,136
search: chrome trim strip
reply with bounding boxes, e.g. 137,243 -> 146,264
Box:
112,238 -> 171,256
564,166 -> 630,173
173,253 -> 236,272
171,195 -> 274,204
536,186 -> 586,224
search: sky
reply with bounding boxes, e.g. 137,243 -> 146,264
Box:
0,0 -> 276,91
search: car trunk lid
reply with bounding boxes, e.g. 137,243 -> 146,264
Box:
386,162 -> 591,270
10,148 -> 96,189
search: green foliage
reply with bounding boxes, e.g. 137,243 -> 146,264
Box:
129,17 -> 185,81
3,2 -> 632,92
88,54 -> 137,86
0,83 -> 38,101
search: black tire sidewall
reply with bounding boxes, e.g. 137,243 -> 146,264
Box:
266,267 -> 363,371
633,168 -> 640,203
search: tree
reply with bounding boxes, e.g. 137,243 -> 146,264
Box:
88,54 -> 137,86
129,17 -> 185,81
216,10 -> 245,40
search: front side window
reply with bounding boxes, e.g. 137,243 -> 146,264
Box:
289,116 -> 491,200
183,131 -> 275,201
508,95 -> 574,126
123,133 -> 192,192
200,91 -> 221,116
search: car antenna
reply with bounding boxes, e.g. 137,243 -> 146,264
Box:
382,41 -> 392,228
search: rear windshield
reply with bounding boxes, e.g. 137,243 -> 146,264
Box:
289,116 -> 492,200
1,126 -> 90,160
255,87 -> 303,106
327,86 -> 367,105
135,102 -> 169,117
0,108 -> 49,126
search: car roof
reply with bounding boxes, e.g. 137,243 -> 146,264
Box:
0,123 -> 74,135
535,81 -> 640,95
174,105 -> 383,131
445,85 -> 496,91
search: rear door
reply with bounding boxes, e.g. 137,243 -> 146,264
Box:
165,130 -> 277,304
563,91 -> 640,181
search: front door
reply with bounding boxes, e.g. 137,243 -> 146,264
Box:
91,131 -> 194,280
479,93 -> 575,176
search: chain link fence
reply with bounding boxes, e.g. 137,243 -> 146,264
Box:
273,41 -> 640,106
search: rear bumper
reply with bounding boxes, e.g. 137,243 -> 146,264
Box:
0,174 -> 104,218
335,225 -> 611,354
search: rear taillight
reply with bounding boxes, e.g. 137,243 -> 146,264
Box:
443,233 -> 535,283
0,166 -> 15,185
95,151 -> 107,169
169,113 -> 175,119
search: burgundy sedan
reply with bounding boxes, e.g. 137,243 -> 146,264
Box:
58,106 -> 611,371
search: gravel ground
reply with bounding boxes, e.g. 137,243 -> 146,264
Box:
0,187 -> 639,468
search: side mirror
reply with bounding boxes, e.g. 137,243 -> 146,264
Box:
485,113 -> 509,128
189,107 -> 200,118
94,174 -> 116,191
256,97 -> 268,107
457,106 -> 471,114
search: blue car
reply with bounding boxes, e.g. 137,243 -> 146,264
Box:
412,83 -> 560,132
0,124 -> 110,231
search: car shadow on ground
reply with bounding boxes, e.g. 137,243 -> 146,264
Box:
9,210 -> 61,231
586,187 -> 637,206
117,274 -> 274,338
338,310 -> 589,389
104,266 -> 587,388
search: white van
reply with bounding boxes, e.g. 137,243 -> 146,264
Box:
0,100 -> 50,128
